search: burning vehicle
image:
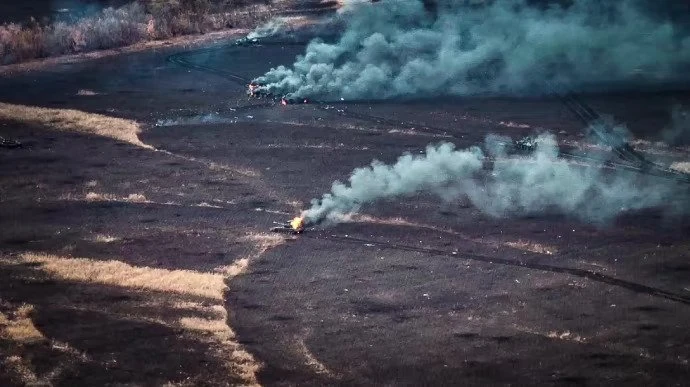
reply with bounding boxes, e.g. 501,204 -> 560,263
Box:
247,82 -> 272,99
248,83 -> 310,105
271,216 -> 309,234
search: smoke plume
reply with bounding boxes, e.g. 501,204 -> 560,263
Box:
255,0 -> 690,100
303,133 -> 688,225
247,17 -> 293,40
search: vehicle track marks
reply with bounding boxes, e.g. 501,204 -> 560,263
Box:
307,233 -> 690,306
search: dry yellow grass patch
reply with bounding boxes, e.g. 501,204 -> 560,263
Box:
84,192 -> 117,201
347,214 -> 462,231
19,253 -> 225,300
546,330 -> 586,342
295,335 -> 338,378
514,325 -> 587,344
3,355 -> 42,386
217,232 -> 284,277
0,304 -> 50,385
0,102 -> 150,148
208,162 -> 259,177
505,240 -> 557,255
0,230 -> 286,385
125,193 -> 148,203
76,89 -> 99,96
195,202 -> 224,209
218,257 -> 251,277
7,253 -> 262,386
179,317 -> 232,338
91,234 -> 120,243
244,232 -> 285,256
84,192 -> 149,203
0,304 -> 44,345
155,149 -> 261,178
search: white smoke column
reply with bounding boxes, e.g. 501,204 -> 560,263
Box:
303,133 -> 686,225
246,13 -> 343,41
255,0 -> 690,99
304,142 -> 484,222
247,17 -> 292,40
470,134 -> 671,222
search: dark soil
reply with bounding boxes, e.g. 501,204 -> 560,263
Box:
0,31 -> 689,386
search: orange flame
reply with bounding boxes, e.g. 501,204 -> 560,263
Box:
290,216 -> 305,232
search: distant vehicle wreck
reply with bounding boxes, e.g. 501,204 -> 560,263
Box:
234,37 -> 259,47
247,82 -> 309,105
247,82 -> 272,99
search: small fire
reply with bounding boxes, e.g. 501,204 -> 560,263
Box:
290,216 -> 305,232
248,82 -> 260,98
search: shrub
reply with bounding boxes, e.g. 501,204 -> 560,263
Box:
0,0 -> 275,65
0,21 -> 46,64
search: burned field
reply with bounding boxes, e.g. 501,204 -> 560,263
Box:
2,7 -> 690,387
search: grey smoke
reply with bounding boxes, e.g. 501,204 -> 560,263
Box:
586,115 -> 633,149
662,105 -> 690,146
247,9 -> 344,41
247,17 -> 293,40
255,0 -> 690,99
303,133 -> 687,224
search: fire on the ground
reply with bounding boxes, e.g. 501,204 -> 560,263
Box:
290,216 -> 305,233
271,216 -> 307,234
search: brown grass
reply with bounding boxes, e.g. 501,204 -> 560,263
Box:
0,303 -> 48,384
0,102 -> 150,148
19,253 -> 226,300
505,240 -> 557,255
1,252 -> 264,385
295,334 -> 338,377
76,89 -> 98,96
0,230 -> 286,385
216,232 -> 284,276
0,304 -> 43,344
84,192 -> 149,203
157,149 -> 261,178
513,324 -> 588,344
0,1 -> 276,66
0,28 -> 242,75
3,355 -> 43,386
91,234 -> 120,243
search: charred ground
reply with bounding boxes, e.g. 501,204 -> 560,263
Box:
0,23 -> 689,386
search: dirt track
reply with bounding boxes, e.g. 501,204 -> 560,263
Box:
0,31 -> 689,385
